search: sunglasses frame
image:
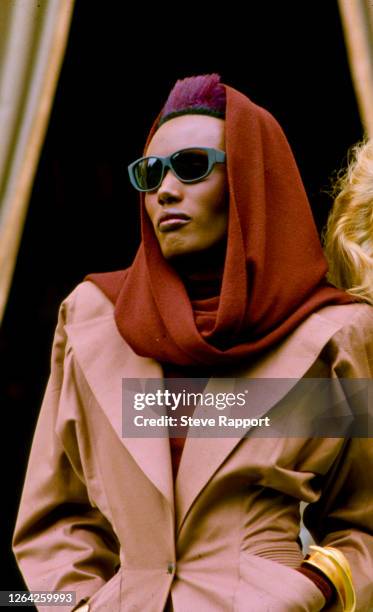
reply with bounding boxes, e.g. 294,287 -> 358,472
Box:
128,147 -> 226,192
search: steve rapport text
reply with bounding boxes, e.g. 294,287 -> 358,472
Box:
133,415 -> 271,428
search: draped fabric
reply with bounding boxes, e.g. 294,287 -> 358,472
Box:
0,0 -> 74,322
338,0 -> 373,137
87,84 -> 354,367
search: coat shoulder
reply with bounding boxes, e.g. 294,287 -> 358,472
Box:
315,303 -> 373,377
315,302 -> 373,341
61,281 -> 114,325
316,302 -> 373,327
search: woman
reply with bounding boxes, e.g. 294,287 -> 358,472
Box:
324,139 -> 373,304
13,75 -> 373,611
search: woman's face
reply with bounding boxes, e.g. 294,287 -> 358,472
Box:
144,115 -> 228,261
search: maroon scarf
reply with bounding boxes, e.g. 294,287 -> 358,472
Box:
87,85 -> 353,366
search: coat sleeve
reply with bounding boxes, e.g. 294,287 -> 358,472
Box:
303,306 -> 373,612
12,294 -> 120,611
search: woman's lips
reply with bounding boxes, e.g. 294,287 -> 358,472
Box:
158,212 -> 191,233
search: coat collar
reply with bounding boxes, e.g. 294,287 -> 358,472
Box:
64,282 -> 354,535
65,311 -> 175,514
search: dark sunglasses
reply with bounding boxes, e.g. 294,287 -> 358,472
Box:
128,147 -> 226,192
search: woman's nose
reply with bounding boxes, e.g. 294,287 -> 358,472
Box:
157,169 -> 183,205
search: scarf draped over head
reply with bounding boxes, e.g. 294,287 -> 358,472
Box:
87,84 -> 353,367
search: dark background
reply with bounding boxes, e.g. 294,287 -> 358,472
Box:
1,0 -> 363,594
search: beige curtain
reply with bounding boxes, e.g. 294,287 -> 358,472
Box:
0,0 -> 74,323
338,0 -> 373,137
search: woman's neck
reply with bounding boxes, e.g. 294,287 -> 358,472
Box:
171,243 -> 226,299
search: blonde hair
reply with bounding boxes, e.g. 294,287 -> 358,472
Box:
323,139 -> 373,304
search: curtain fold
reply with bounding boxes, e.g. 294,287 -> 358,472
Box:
338,0 -> 373,137
0,0 -> 74,323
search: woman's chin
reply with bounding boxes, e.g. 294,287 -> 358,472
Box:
159,238 -> 197,261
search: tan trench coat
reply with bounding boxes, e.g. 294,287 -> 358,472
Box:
13,282 -> 373,611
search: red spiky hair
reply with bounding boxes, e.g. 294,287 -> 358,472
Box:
158,73 -> 226,127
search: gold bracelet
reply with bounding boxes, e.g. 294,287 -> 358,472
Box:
302,545 -> 356,612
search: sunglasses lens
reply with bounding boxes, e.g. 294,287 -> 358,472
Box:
133,157 -> 163,190
172,149 -> 210,181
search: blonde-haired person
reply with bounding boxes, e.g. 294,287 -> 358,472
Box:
324,139 -> 373,303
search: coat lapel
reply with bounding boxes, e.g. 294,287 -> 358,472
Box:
175,307 -> 352,534
65,313 -> 175,513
